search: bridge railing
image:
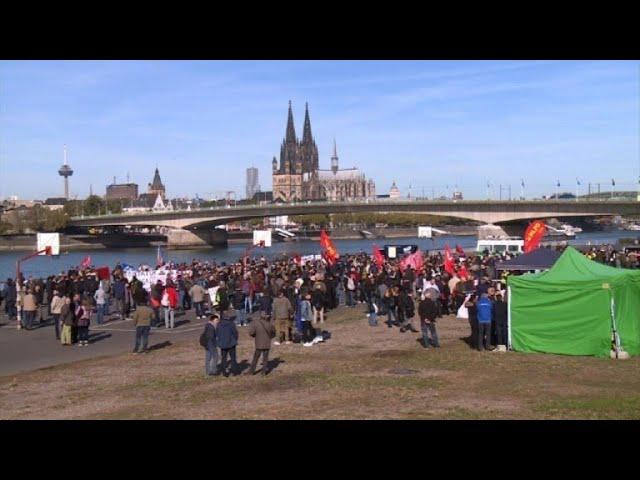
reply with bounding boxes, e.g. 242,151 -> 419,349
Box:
69,196 -> 639,221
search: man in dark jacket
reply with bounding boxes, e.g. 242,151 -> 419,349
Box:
204,314 -> 219,376
493,293 -> 508,348
216,312 -> 239,377
247,312 -> 275,375
418,295 -> 440,348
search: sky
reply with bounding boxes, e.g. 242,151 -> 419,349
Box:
1,60 -> 638,201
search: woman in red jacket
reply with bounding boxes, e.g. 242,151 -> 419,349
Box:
162,281 -> 179,329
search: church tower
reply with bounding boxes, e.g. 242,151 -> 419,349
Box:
331,139 -> 339,174
298,102 -> 319,174
273,101 -> 303,202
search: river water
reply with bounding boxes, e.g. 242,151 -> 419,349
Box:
0,231 -> 636,279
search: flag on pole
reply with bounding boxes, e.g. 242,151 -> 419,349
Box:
523,220 -> 548,253
319,230 -> 339,266
400,249 -> 424,272
612,178 -> 615,186
576,178 -> 581,186
557,180 -> 560,187
156,246 -> 164,267
80,255 -> 91,269
444,244 -> 455,275
455,244 -> 465,256
521,179 -> 525,188
372,244 -> 385,269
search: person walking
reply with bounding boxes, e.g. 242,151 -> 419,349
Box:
272,290 -> 293,345
216,312 -> 239,377
60,297 -> 74,346
418,294 -> 440,348
189,281 -> 206,319
132,292 -> 153,354
93,284 -> 107,325
203,314 -> 219,376
247,312 -> 276,375
50,290 -> 65,340
476,293 -> 494,352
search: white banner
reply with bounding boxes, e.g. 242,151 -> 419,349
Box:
37,233 -> 60,255
253,230 -> 272,247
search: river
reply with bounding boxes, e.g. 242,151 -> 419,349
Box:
0,231 -> 636,279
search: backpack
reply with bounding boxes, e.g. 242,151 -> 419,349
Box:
199,329 -> 208,348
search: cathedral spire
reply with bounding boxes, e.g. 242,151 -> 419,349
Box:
302,102 -> 313,144
285,100 -> 296,144
331,138 -> 339,174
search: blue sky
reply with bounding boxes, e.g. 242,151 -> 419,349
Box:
1,60 -> 638,201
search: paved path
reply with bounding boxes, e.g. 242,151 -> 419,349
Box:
0,309 -> 213,377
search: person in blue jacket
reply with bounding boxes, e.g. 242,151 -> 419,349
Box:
476,293 -> 494,351
217,311 -> 239,376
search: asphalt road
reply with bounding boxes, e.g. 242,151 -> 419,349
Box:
0,308 -> 212,377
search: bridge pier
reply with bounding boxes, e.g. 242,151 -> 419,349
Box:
165,228 -> 228,249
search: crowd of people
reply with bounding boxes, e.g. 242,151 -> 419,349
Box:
0,241 -> 636,376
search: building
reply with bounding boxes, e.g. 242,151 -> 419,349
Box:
44,197 -> 67,211
58,145 -> 73,200
271,102 -> 376,203
148,168 -> 166,200
106,182 -> 139,201
389,181 -> 401,199
246,167 -> 260,200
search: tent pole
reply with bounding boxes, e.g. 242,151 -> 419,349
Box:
507,285 -> 512,350
610,294 -> 621,358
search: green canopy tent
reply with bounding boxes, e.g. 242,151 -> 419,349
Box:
507,246 -> 640,358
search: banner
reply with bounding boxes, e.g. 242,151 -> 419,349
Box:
96,266 -> 110,281
524,220 -> 547,253
400,250 -> 424,272
81,255 -> 91,269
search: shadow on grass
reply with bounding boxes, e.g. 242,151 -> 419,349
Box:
147,340 -> 172,352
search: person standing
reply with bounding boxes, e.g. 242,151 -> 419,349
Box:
300,292 -> 315,346
113,276 -> 126,320
93,284 -> 107,325
272,290 -> 293,345
203,314 -> 219,376
493,293 -> 508,349
132,293 -> 153,354
232,287 -> 247,327
189,281 -> 206,319
465,294 -> 478,348
399,289 -> 418,333
384,287 -> 398,328
476,293 -> 494,352
216,312 -> 239,377
310,285 -> 325,343
418,294 -> 440,348
247,312 -> 275,375
60,297 -> 74,346
50,290 -> 65,340
22,289 -> 38,330
75,299 -> 91,346
162,281 -> 178,329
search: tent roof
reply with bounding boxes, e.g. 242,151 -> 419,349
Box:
508,246 -> 640,289
495,248 -> 561,271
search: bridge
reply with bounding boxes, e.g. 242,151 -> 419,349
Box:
68,199 -> 640,248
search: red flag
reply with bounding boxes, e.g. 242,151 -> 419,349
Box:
458,264 -> 469,279
444,244 -> 455,275
81,255 -> 91,269
455,244 -> 465,255
400,250 -> 424,272
523,220 -> 547,253
96,266 -> 110,280
372,244 -> 385,269
320,230 -> 339,265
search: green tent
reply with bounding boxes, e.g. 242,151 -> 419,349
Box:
507,246 -> 640,358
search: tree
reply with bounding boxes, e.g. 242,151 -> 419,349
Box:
83,195 -> 106,216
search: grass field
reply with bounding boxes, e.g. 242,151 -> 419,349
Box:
1,305 -> 639,419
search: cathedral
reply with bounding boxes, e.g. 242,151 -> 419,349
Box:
272,102 -> 376,203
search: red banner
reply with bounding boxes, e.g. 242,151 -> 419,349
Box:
523,220 -> 547,253
320,230 -> 339,265
95,266 -> 110,280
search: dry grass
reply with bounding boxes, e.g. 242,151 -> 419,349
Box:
1,305 -> 639,419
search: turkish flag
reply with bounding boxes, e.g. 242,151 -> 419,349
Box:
524,220 -> 547,253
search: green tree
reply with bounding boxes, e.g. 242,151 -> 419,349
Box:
83,195 -> 106,216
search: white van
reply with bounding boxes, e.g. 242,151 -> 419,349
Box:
476,239 -> 524,254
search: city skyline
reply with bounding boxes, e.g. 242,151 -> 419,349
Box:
1,60 -> 638,200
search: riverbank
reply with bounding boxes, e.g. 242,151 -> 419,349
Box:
1,305 -> 638,419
